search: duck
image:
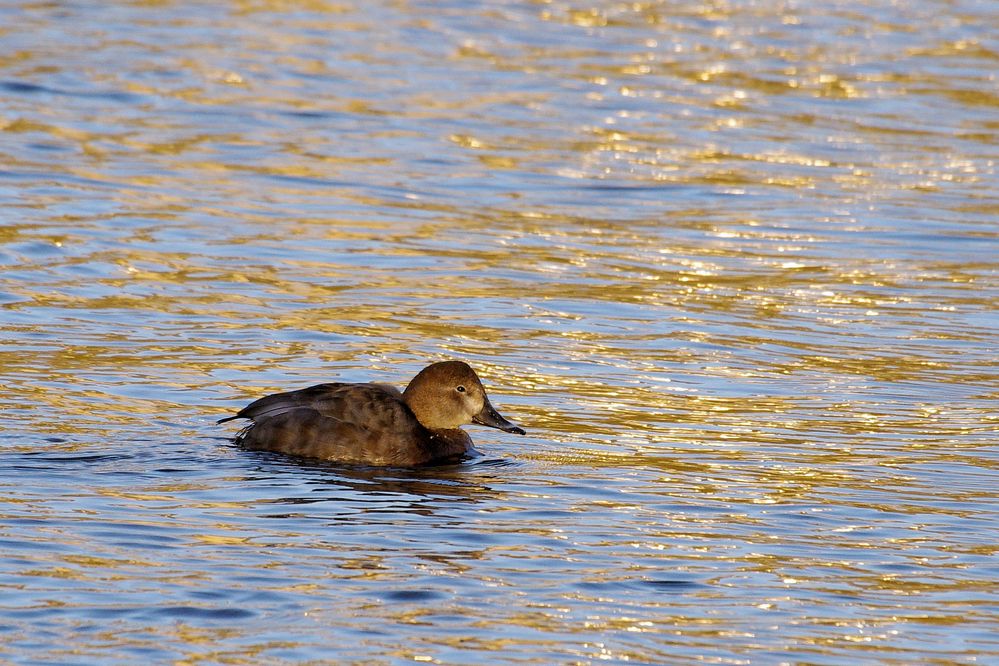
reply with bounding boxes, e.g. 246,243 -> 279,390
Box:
217,360 -> 525,466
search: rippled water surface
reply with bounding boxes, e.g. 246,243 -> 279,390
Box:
2,0 -> 998,663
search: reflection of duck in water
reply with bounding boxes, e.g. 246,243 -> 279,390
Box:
218,361 -> 525,466
248,455 -> 516,517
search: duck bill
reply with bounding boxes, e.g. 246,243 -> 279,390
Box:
473,400 -> 526,435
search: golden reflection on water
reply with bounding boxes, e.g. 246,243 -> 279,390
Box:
2,0 -> 998,663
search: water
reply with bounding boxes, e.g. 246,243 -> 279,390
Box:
2,0 -> 998,663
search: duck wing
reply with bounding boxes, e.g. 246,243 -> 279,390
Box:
235,406 -> 434,465
217,382 -> 405,425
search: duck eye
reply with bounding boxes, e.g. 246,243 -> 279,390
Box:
456,385 -> 466,393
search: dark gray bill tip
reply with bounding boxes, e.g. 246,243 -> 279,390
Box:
473,403 -> 525,435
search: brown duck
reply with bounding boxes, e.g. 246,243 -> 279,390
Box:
218,360 -> 525,466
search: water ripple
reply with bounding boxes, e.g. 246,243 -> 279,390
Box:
1,0 -> 997,663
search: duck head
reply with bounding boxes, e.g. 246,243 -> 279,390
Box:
403,360 -> 526,434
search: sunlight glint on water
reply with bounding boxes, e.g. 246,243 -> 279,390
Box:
1,0 -> 997,663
